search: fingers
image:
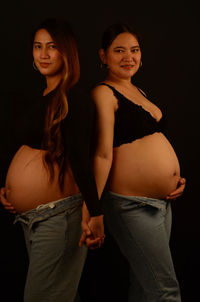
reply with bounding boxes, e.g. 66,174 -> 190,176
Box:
166,191 -> 182,200
166,177 -> 186,200
79,232 -> 87,247
179,177 -> 186,184
166,194 -> 180,201
168,184 -> 185,196
0,193 -> 10,206
87,215 -> 104,239
3,202 -> 17,213
0,187 -> 16,213
81,222 -> 92,237
85,237 -> 103,250
98,235 -> 105,248
1,198 -> 13,207
0,187 -> 6,194
2,205 -> 16,213
79,215 -> 105,249
79,232 -> 105,249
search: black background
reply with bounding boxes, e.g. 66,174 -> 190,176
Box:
0,1 -> 199,301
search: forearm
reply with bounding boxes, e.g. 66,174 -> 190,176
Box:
93,154 -> 112,199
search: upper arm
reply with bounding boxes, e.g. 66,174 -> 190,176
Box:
91,86 -> 116,158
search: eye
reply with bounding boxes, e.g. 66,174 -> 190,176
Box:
114,49 -> 124,53
131,48 -> 140,53
34,44 -> 41,49
49,44 -> 57,49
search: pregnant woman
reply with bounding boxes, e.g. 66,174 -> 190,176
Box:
88,23 -> 186,301
0,18 -> 104,302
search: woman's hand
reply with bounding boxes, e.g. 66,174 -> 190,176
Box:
0,187 -> 16,213
165,177 -> 186,200
87,215 -> 105,242
82,216 -> 105,250
79,202 -> 105,249
79,202 -> 93,246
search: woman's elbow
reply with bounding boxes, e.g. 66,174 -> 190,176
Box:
94,150 -> 113,163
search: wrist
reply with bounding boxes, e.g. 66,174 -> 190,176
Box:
91,214 -> 104,221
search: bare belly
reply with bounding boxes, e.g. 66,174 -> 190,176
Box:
108,132 -> 180,199
5,145 -> 79,213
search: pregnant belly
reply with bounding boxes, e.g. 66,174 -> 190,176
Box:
108,133 -> 181,199
5,145 -> 79,213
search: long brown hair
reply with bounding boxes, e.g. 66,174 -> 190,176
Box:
33,18 -> 80,190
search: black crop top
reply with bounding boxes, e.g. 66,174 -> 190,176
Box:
6,83 -> 102,216
99,83 -> 166,147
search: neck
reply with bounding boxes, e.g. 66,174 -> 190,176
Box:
106,74 -> 133,87
44,74 -> 63,96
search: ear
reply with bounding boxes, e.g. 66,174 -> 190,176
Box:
99,48 -> 107,64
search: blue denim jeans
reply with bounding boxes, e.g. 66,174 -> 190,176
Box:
14,194 -> 87,302
102,192 -> 181,302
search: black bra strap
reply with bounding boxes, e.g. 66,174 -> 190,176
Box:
98,82 -> 116,92
98,82 -> 146,97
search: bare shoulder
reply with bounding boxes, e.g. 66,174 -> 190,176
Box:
91,84 -> 116,109
91,84 -> 114,98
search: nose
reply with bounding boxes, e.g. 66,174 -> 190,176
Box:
123,51 -> 133,62
40,47 -> 50,59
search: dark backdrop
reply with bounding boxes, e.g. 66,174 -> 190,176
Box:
0,1 -> 199,301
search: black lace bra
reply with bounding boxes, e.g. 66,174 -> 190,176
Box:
99,83 -> 166,147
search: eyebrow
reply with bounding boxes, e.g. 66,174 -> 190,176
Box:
114,45 -> 140,49
33,41 -> 55,44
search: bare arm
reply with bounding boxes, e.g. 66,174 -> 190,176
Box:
91,85 -> 117,199
79,85 -> 117,248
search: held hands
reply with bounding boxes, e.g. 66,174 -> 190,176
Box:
79,202 -> 105,249
0,187 -> 16,214
165,177 -> 186,201
79,176 -> 186,249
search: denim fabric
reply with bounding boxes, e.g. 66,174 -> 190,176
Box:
102,191 -> 181,302
15,194 -> 87,302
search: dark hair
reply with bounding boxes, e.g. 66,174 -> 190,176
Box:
32,18 -> 80,190
101,23 -> 141,51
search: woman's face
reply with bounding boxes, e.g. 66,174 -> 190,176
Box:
100,32 -> 141,80
33,29 -> 64,77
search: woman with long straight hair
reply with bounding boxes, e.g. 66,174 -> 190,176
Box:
0,18 -> 104,302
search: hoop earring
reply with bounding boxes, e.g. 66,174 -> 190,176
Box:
33,61 -> 38,71
140,60 -> 143,68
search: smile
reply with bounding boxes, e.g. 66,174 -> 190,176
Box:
121,65 -> 134,69
39,62 -> 51,68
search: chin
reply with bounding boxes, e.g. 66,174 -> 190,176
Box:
38,69 -> 54,76
119,70 -> 136,79
120,73 -> 134,80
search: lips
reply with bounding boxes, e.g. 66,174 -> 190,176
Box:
121,65 -> 134,69
39,62 -> 50,68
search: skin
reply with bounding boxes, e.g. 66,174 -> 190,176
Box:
80,32 -> 186,248
0,28 -> 104,247
33,28 -> 64,94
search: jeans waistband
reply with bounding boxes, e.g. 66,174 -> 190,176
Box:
14,193 -> 83,229
105,191 -> 167,210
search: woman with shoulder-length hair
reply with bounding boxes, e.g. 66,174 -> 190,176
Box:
0,18 -> 104,302
85,23 -> 186,301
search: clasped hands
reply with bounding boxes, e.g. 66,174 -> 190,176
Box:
79,202 -> 105,250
